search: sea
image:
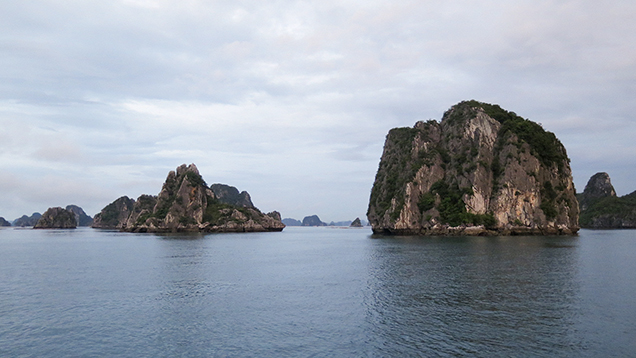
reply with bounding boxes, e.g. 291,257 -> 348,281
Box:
1,226 -> 635,357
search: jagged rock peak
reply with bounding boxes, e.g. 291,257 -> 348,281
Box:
176,163 -> 200,177
94,164 -> 285,233
34,207 -> 77,229
367,100 -> 579,236
583,172 -> 616,199
578,172 -> 616,212
66,205 -> 93,226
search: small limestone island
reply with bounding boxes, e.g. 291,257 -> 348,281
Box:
34,207 -> 77,229
350,217 -> 363,227
367,100 -> 579,236
92,164 -> 285,233
578,172 -> 636,228
13,213 -> 42,227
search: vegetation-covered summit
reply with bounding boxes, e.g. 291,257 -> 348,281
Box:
577,172 -> 636,228
368,100 -> 579,235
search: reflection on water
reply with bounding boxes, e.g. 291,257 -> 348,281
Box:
1,228 -> 636,357
364,236 -> 582,356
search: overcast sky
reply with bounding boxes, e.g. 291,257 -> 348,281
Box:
1,0 -> 635,222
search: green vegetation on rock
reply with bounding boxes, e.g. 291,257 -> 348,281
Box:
461,100 -> 568,170
578,173 -> 636,228
579,192 -> 636,226
367,100 -> 578,235
368,123 -> 441,220
427,180 -> 496,227
94,164 -> 285,233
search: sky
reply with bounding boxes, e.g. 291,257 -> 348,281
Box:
1,0 -> 635,223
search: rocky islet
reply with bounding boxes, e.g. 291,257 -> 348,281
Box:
93,164 -> 285,233
367,100 -> 579,235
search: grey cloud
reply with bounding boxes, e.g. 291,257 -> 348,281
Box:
1,1 -> 635,221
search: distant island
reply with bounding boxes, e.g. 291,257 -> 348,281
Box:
13,213 -> 42,227
92,164 -> 285,233
367,100 -> 579,235
302,215 -> 326,227
282,216 -> 368,227
282,218 -> 302,226
6,205 -> 93,229
34,207 -> 77,229
578,172 -> 636,228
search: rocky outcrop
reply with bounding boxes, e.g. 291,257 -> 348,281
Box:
350,217 -> 363,227
302,215 -> 326,226
266,211 -> 282,222
34,207 -> 77,229
578,172 -> 636,228
0,217 -> 11,227
66,205 -> 93,226
210,184 -> 254,208
577,172 -> 616,211
94,164 -> 285,233
92,196 -> 135,229
368,100 -> 579,235
13,213 -> 42,227
124,195 -> 158,229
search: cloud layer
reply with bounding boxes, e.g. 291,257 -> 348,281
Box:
1,0 -> 635,221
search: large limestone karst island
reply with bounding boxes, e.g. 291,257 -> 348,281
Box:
93,164 -> 285,233
367,100 -> 579,235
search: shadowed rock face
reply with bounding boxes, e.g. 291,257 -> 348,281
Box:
13,213 -> 42,227
0,217 -> 11,227
93,164 -> 285,233
367,100 -> 579,236
350,217 -> 363,227
302,215 -> 326,226
210,184 -> 254,208
578,172 -> 636,228
66,205 -> 93,226
34,207 -> 77,229
282,218 -> 302,226
92,196 -> 135,229
578,172 -> 616,211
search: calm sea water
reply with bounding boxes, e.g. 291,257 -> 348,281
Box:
1,227 -> 635,357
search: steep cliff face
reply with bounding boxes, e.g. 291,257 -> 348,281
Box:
94,164 -> 285,233
210,184 -> 254,208
66,205 -> 93,226
0,217 -> 10,227
578,172 -> 636,228
92,196 -> 135,229
368,100 -> 579,235
577,172 -> 616,211
34,207 -> 77,229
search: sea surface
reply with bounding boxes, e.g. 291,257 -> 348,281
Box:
1,226 -> 635,357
